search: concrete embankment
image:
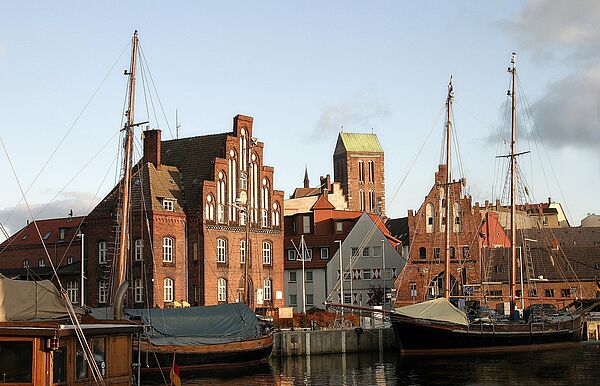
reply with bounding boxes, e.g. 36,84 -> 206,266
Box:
272,327 -> 398,357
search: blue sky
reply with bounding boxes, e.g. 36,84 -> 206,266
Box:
1,1 -> 599,237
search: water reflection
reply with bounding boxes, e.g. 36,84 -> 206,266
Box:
145,343 -> 600,385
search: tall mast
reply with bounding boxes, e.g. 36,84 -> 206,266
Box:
444,77 -> 453,299
509,52 -> 517,306
114,31 -> 139,299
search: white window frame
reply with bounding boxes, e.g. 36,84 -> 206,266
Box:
240,239 -> 246,264
38,258 -> 45,267
134,239 -> 144,261
163,278 -> 174,302
162,199 -> 174,211
287,249 -> 297,261
289,271 -> 297,283
261,209 -> 269,228
320,247 -> 329,259
98,280 -> 108,304
264,278 -> 272,301
217,238 -> 227,263
372,245 -> 382,257
98,241 -> 107,264
134,278 -> 143,303
217,278 -> 227,302
162,237 -> 174,262
67,256 -> 74,265
262,241 -> 272,265
302,215 -> 310,234
67,281 -> 78,304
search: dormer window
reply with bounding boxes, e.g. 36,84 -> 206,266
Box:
43,231 -> 52,240
162,199 -> 174,211
59,228 -> 66,240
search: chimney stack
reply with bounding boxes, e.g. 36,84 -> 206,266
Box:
143,129 -> 162,169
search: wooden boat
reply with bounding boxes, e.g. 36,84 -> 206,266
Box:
390,53 -> 599,354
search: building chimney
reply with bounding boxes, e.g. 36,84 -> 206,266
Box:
143,129 -> 161,169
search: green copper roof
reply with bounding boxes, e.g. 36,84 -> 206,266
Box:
334,132 -> 383,155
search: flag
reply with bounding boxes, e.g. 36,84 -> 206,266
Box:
170,355 -> 181,386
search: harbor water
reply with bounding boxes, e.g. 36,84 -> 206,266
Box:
146,342 -> 600,385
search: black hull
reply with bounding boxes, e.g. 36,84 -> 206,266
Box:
391,315 -> 584,355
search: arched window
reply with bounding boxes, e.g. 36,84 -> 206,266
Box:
66,281 -> 78,303
98,241 -> 107,264
271,202 -> 280,227
134,278 -> 143,303
229,149 -> 238,222
358,160 -> 365,183
359,189 -> 365,211
368,160 -> 374,183
217,238 -> 227,263
98,280 -> 108,304
134,239 -> 143,261
262,241 -> 272,265
163,237 -> 174,262
239,128 -> 247,174
264,278 -> 272,301
163,278 -> 174,302
251,154 -> 259,223
368,190 -> 375,212
419,247 -> 427,259
217,278 -> 227,302
205,194 -> 215,222
453,202 -> 462,232
217,171 -> 226,223
261,177 -> 270,227
426,203 -> 434,233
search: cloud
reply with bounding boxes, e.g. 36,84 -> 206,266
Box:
0,191 -> 99,240
310,90 -> 391,140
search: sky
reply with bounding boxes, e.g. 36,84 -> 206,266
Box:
1,1 -> 599,239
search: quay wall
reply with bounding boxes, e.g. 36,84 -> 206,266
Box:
272,327 -> 398,357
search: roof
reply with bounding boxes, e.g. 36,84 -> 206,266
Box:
334,132 -> 383,156
0,216 -> 84,248
386,217 -> 409,244
311,195 -> 335,210
290,187 -> 321,199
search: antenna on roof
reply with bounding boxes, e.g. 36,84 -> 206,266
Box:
371,127 -> 374,134
341,125 -> 344,133
176,109 -> 181,139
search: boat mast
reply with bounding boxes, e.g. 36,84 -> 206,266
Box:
114,31 -> 139,301
509,52 -> 517,307
444,77 -> 453,300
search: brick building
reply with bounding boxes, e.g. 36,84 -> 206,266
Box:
84,114 -> 285,310
0,216 -> 84,304
333,133 -> 385,215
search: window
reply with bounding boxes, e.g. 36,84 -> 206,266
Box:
419,247 -> 426,259
359,189 -> 365,211
462,246 -> 470,259
495,265 -> 503,273
43,231 -> 52,240
98,241 -> 107,264
240,240 -> 246,264
363,269 -> 372,280
53,346 -> 67,383
163,278 -> 174,302
217,238 -> 227,263
362,247 -> 370,257
193,242 -> 198,261
368,160 -> 374,183
134,239 -> 143,261
344,271 -> 351,282
528,288 -> 538,297
450,246 -> 455,259
67,281 -> 78,303
344,292 -> 352,304
134,278 -> 143,303
289,294 -> 298,307
289,271 -> 297,283
453,202 -> 462,232
306,270 -> 313,283
38,258 -> 45,267
351,247 -> 359,257
217,171 -> 226,223
261,179 -> 270,228
426,203 -> 434,233
287,249 -> 297,261
98,280 -> 108,304
59,228 -> 66,240
67,256 -> 74,265
302,248 -> 313,261
264,278 -> 272,301
545,289 -> 555,298
433,248 -> 441,260
410,282 -> 417,298
262,241 -> 272,265
163,237 -> 174,262
0,341 -> 33,382
372,246 -> 382,257
76,340 -> 89,380
262,209 -> 269,227
335,222 -> 343,233
358,160 -> 364,183
369,190 -> 375,211
561,288 -> 571,297
162,199 -> 174,211
272,202 -> 281,227
306,294 -> 314,307
205,194 -> 215,221
218,278 -> 227,302
320,247 -> 329,259
302,216 -> 311,234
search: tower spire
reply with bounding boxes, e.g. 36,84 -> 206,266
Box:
303,164 -> 310,188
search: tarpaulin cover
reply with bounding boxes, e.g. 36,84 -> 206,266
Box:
0,274 -> 82,321
91,303 -> 261,346
393,298 -> 469,326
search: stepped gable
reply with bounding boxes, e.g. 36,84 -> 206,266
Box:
160,133 -> 229,212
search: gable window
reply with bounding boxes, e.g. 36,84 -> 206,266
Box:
59,228 -> 66,240
217,171 -> 226,223
98,280 -> 108,304
372,246 -> 382,257
320,247 -> 329,259
205,194 -> 215,221
261,178 -> 270,227
453,202 -> 462,232
163,278 -> 174,302
67,281 -> 78,303
302,216 -> 311,234
134,278 -> 143,303
134,239 -> 144,261
217,278 -> 227,302
229,149 -> 238,222
98,241 -> 107,264
262,241 -> 272,265
217,238 -> 227,264
358,160 -> 364,183
287,249 -> 297,261
289,271 -> 297,283
162,237 -> 174,262
362,247 -> 370,257
272,202 -> 281,227
263,278 -> 272,301
162,199 -> 174,211
426,203 -> 434,233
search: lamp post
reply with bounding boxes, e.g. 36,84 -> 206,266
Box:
335,240 -> 343,316
78,232 -> 85,306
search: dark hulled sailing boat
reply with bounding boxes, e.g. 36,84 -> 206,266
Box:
390,54 -> 599,354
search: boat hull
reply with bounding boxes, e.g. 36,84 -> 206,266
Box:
391,315 -> 584,355
138,334 -> 274,372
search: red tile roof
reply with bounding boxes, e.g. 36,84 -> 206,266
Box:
0,216 -> 84,248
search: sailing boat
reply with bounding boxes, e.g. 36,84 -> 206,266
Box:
390,54 -> 600,354
91,31 -> 273,373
